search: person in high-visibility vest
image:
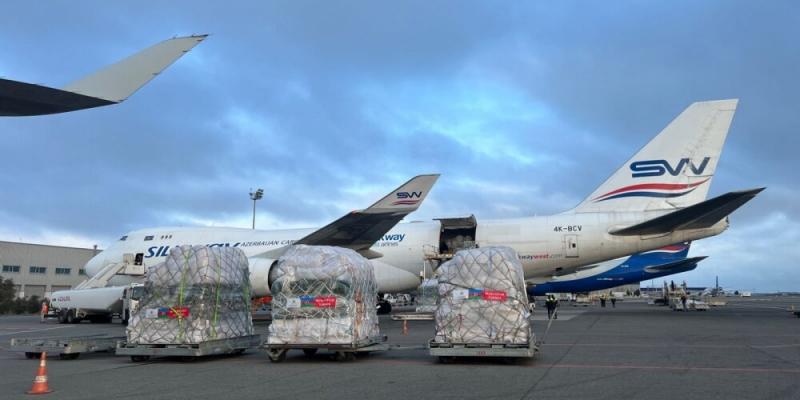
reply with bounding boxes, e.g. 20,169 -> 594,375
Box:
40,301 -> 49,323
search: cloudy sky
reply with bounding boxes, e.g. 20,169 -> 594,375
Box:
1,1 -> 797,291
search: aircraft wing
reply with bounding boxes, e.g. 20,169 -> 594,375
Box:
610,188 -> 764,236
643,256 -> 706,273
550,263 -> 598,277
1,35 -> 206,116
253,174 -> 440,260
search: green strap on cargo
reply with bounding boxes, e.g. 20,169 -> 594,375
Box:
175,247 -> 191,343
211,252 -> 222,339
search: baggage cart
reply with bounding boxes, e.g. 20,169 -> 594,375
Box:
116,334 -> 261,362
10,335 -> 123,360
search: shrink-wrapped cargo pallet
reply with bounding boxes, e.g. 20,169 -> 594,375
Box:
434,246 -> 531,344
127,245 -> 254,345
268,245 -> 380,345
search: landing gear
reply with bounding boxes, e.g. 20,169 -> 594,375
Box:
376,294 -> 392,315
376,300 -> 392,315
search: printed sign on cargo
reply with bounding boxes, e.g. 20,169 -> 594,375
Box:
300,295 -> 337,308
481,290 -> 508,301
452,288 -> 507,301
155,306 -> 190,319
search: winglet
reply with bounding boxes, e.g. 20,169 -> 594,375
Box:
364,174 -> 440,213
63,34 -> 208,102
288,174 -> 440,254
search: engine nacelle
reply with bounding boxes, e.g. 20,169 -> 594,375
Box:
248,257 -> 279,297
249,257 -> 422,296
371,260 -> 423,293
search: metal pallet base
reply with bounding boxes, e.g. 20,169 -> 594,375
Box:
262,336 -> 388,362
116,334 -> 261,361
11,335 -> 124,360
428,339 -> 538,358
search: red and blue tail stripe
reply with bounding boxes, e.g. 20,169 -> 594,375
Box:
391,199 -> 420,205
592,178 -> 710,202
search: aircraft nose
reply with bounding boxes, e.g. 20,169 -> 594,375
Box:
83,254 -> 104,278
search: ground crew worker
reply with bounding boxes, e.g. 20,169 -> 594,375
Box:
545,295 -> 556,319
681,293 -> 688,310
552,295 -> 558,319
40,300 -> 48,323
611,295 -> 617,308
600,294 -> 607,308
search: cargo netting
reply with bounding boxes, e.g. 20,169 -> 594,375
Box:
268,245 -> 380,345
434,246 -> 531,344
415,278 -> 439,313
127,245 -> 254,345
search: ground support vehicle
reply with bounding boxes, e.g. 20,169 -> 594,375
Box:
11,335 -> 124,360
51,283 -> 143,325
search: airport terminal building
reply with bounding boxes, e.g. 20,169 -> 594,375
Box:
0,241 -> 99,299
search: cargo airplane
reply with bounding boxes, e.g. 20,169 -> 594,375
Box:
84,99 -> 762,307
528,242 -> 704,296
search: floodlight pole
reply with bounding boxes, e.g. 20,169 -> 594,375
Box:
249,188 -> 264,229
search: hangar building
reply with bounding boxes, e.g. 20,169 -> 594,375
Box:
0,241 -> 99,299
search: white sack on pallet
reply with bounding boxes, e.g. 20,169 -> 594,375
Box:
127,245 -> 254,345
268,245 -> 379,345
434,246 -> 531,344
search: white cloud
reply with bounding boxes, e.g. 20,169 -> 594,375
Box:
659,212 -> 800,292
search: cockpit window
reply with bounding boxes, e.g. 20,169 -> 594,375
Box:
119,235 -> 128,241
144,235 -> 154,241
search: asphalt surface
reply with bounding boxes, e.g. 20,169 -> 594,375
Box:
1,296 -> 799,400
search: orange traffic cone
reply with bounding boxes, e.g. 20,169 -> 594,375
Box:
26,352 -> 53,395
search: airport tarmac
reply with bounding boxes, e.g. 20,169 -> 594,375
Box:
1,296 -> 799,400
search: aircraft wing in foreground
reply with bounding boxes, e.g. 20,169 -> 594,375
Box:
0,35 -> 207,116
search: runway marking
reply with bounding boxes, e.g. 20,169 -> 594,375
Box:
363,357 -> 800,374
540,342 -> 800,350
547,363 -> 800,374
0,325 -> 74,336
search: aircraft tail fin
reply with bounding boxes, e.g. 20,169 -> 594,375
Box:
572,99 -> 738,213
62,35 -> 207,102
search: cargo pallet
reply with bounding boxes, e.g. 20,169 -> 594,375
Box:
428,339 -> 538,363
10,335 -> 124,360
116,334 -> 261,362
262,335 -> 389,362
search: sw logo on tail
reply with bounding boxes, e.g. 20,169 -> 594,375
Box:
630,157 -> 711,178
